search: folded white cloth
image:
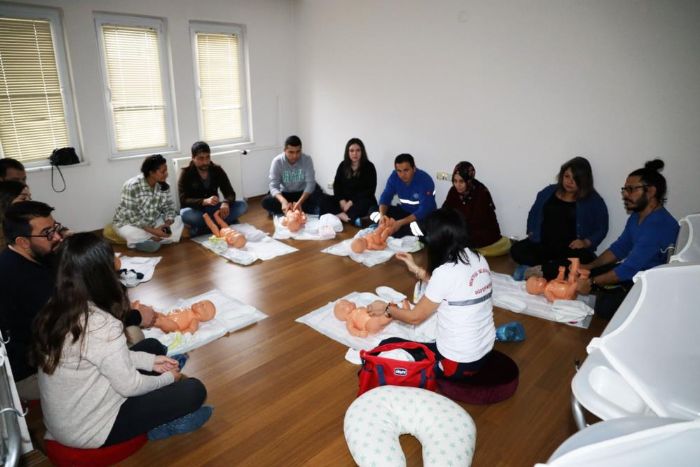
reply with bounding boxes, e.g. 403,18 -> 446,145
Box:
319,213 -> 343,232
191,223 -> 297,265
378,349 -> 415,362
551,299 -> 594,324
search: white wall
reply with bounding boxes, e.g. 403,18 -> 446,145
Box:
16,0 -> 297,231
294,0 -> 700,248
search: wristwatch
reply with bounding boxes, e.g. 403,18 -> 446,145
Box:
384,303 -> 393,318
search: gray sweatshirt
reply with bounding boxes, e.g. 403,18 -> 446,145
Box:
268,152 -> 316,196
38,305 -> 174,448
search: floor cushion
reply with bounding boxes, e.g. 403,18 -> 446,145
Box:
476,236 -> 511,257
437,350 -> 519,404
103,223 -> 126,245
44,434 -> 147,467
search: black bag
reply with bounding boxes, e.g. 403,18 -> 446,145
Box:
49,147 -> 80,192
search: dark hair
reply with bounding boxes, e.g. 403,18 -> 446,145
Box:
422,207 -> 475,274
191,141 -> 211,158
394,153 -> 415,168
31,233 -> 130,374
0,158 -> 25,178
557,156 -> 594,199
284,135 -> 302,148
0,181 -> 28,239
452,161 -> 475,182
342,138 -> 369,178
140,154 -> 167,178
3,200 -> 54,245
629,159 -> 668,205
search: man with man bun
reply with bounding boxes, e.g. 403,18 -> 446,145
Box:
580,159 -> 678,319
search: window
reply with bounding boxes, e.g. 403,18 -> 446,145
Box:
95,14 -> 176,157
0,5 -> 78,165
191,22 -> 250,145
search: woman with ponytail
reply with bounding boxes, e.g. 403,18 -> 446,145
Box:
367,208 -> 496,381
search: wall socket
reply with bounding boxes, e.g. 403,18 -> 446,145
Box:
436,171 -> 450,181
327,182 -> 333,190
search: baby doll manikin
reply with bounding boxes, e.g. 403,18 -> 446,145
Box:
203,210 -> 246,248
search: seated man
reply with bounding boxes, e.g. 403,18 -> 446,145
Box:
378,153 -> 437,238
261,135 -> 323,215
0,157 -> 27,183
113,154 -> 183,252
0,201 -> 160,400
0,201 -> 62,400
178,141 -> 248,236
579,159 -> 679,319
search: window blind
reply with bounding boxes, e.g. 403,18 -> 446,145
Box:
195,32 -> 244,142
0,17 -> 69,163
101,24 -> 168,152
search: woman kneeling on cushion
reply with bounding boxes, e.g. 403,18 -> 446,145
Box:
32,233 -> 211,448
368,208 -> 496,381
443,161 -> 503,249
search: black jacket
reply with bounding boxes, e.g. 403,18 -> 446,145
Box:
178,162 -> 237,209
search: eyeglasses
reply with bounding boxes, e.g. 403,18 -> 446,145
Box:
26,222 -> 64,240
620,184 -> 646,194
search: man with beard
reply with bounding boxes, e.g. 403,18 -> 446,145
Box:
1,202 -> 161,400
178,141 -> 247,236
579,159 -> 679,319
0,201 -> 65,399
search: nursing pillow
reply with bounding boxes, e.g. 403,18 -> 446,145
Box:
344,386 -> 476,467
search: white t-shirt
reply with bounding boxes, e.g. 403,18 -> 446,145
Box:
424,249 -> 496,363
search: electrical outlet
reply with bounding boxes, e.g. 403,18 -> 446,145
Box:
436,171 -> 450,181
327,182 -> 333,190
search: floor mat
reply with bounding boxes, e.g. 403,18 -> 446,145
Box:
191,223 -> 297,265
142,289 -> 268,355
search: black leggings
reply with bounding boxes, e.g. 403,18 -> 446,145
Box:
510,239 -> 597,280
102,340 -> 207,446
319,195 -> 376,223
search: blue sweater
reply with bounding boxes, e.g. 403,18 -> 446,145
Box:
609,208 -> 679,281
527,184 -> 609,252
379,169 -> 436,220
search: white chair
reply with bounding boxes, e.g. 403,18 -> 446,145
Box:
537,417 -> 700,467
571,264 -> 700,428
669,213 -> 700,263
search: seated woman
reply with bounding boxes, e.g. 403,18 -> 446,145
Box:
510,156 -> 608,279
367,208 -> 496,382
113,154 -> 184,252
321,138 -> 377,225
32,233 -> 211,448
0,180 -> 31,249
443,161 -> 503,249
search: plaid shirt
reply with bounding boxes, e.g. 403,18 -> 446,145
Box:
113,174 -> 177,228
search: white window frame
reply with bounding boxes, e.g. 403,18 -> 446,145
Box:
94,13 -> 178,159
190,21 -> 251,148
0,4 -> 80,168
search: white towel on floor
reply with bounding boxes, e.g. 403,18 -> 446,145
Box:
491,272 -> 595,329
191,223 -> 297,265
142,289 -> 268,356
321,228 -> 422,267
118,255 -> 162,285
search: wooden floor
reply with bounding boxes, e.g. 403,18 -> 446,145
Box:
24,197 -> 606,467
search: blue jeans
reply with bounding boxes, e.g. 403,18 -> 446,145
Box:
180,200 -> 248,236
